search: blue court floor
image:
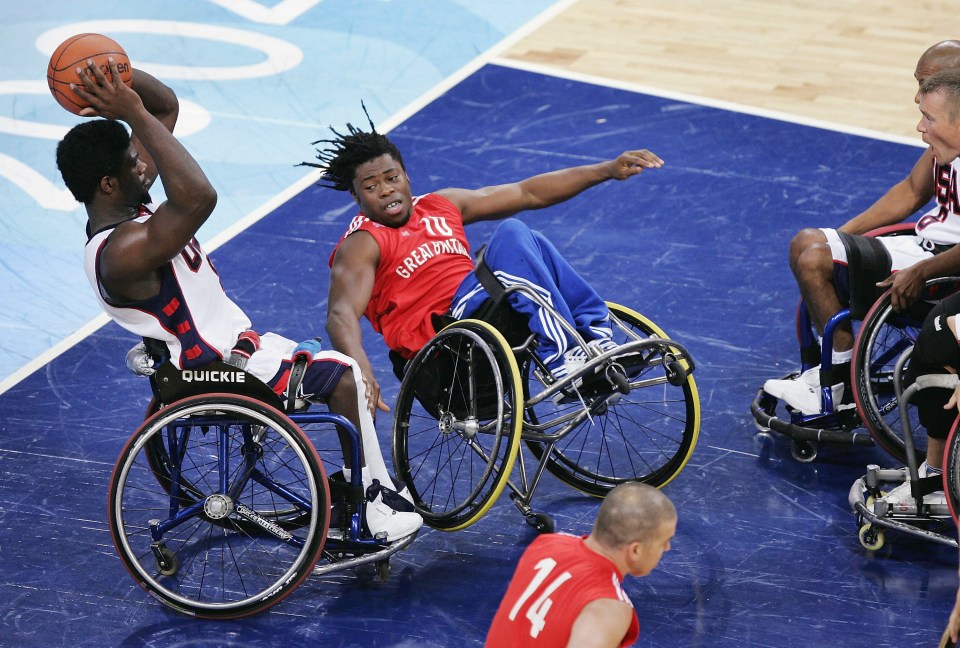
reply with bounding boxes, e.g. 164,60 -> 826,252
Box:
1,58 -> 954,647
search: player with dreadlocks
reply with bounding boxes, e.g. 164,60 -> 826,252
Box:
303,107 -> 666,416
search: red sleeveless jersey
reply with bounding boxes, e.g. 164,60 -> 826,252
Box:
330,193 -> 475,358
485,534 -> 639,647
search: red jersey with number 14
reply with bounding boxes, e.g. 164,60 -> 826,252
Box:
330,193 -> 475,358
485,533 -> 639,647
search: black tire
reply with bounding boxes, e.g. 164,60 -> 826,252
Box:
524,303 -> 700,496
852,289 -> 930,463
109,393 -> 329,618
392,320 -> 523,531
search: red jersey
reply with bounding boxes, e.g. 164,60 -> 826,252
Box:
330,193 -> 475,358
485,534 -> 639,647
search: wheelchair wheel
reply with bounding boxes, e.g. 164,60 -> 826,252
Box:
524,303 -> 700,496
851,289 -> 931,463
109,393 -> 329,618
943,414 -> 960,524
393,319 -> 523,531
143,399 -> 316,532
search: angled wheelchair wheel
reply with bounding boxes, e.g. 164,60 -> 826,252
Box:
393,319 -> 523,531
852,288 -> 935,463
524,303 -> 700,496
109,393 -> 329,618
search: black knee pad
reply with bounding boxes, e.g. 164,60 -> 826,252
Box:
835,232 -> 892,319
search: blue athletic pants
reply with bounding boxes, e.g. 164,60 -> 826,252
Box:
449,219 -> 610,366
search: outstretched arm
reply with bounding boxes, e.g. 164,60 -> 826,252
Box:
327,232 -> 388,417
438,150 -> 664,225
74,59 -> 217,300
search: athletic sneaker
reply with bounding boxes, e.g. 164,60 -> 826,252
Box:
545,346 -> 590,381
878,462 -> 946,509
763,366 -> 850,415
587,337 -> 619,356
365,480 -> 422,541
342,467 -> 414,505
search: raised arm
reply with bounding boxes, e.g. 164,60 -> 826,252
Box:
438,150 -> 664,225
838,147 -> 936,235
75,58 -> 217,300
327,232 -> 388,416
126,68 -> 179,187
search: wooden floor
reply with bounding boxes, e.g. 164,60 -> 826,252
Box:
505,0 -> 954,140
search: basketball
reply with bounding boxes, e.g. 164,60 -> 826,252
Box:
47,33 -> 133,115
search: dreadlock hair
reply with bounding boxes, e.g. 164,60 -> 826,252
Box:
299,102 -> 405,195
56,119 -> 131,204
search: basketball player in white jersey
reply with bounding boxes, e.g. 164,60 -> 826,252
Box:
55,57 -> 420,541
764,40 -> 960,420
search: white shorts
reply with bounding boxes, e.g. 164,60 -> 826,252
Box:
821,227 -> 933,272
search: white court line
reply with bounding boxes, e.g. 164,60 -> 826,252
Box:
491,56 -> 927,150
0,0 -> 580,398
0,0 -> 924,395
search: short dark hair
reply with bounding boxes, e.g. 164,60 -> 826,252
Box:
920,68 -> 960,122
592,482 -> 676,548
56,119 -> 130,203
300,103 -> 405,194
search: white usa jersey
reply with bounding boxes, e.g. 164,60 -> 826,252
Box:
83,209 -> 251,369
915,157 -> 960,245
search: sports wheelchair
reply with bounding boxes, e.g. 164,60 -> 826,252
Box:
108,347 -> 415,619
389,280 -> 700,534
752,223 -> 960,463
850,349 -> 958,551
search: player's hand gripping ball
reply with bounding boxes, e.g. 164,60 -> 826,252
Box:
47,33 -> 133,115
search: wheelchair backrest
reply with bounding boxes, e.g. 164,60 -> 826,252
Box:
151,360 -> 285,410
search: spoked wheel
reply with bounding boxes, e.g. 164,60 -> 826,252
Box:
524,302 -> 700,496
109,393 -> 329,618
852,288 -> 937,463
393,319 -> 523,531
143,399 -> 315,532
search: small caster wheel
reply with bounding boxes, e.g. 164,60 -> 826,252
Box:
526,512 -> 555,534
375,559 -> 390,581
665,357 -> 686,387
152,543 -> 179,576
791,439 -> 818,463
605,365 -> 630,395
859,524 -> 885,551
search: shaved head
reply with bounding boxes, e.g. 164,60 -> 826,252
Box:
592,482 -> 676,549
921,40 -> 960,69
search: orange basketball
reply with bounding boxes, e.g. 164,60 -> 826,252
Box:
47,33 -> 133,115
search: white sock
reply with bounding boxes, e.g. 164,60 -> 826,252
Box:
343,359 -> 393,486
923,460 -> 943,476
342,466 -> 371,488
832,349 -> 852,365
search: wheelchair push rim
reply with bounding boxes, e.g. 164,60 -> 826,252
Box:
108,393 -> 329,618
392,319 -> 523,531
523,302 -> 701,495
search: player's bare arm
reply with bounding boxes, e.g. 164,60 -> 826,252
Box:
126,68 -> 179,186
441,150 -> 664,225
879,244 -> 960,311
565,598 -> 634,648
76,59 -> 216,299
327,232 -> 388,415
838,147 -> 936,234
